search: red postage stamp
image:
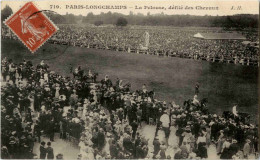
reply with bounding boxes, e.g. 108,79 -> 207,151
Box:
4,2 -> 58,53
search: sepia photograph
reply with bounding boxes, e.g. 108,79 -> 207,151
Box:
1,0 -> 259,159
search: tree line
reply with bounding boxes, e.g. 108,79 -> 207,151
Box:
1,5 -> 258,29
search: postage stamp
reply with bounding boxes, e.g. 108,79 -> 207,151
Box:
4,2 -> 58,53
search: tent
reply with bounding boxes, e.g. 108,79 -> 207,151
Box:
193,32 -> 246,40
242,41 -> 251,45
242,41 -> 259,48
194,33 -> 204,39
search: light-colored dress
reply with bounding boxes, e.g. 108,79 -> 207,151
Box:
55,87 -> 60,99
216,133 -> 224,153
206,127 -> 211,146
103,137 -> 111,155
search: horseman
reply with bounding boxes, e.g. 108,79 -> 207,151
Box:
192,95 -> 200,106
88,70 -> 93,78
119,80 -> 124,89
87,69 -> 95,82
78,66 -> 84,78
232,104 -> 238,117
101,75 -> 112,88
37,60 -> 48,70
195,82 -> 199,95
141,84 -> 148,98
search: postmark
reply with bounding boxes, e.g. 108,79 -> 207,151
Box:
4,2 -> 58,53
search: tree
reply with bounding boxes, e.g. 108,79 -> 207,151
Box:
116,17 -> 128,27
1,5 -> 13,22
94,20 -> 104,26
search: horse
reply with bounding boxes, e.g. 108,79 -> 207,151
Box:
183,98 -> 208,113
73,69 -> 84,80
222,111 -> 250,124
82,72 -> 98,83
200,98 -> 209,114
120,82 -> 131,93
148,90 -> 155,100
183,99 -> 192,108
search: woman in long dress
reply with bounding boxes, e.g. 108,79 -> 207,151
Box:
206,125 -> 211,147
159,142 -> 167,159
87,145 -> 95,159
220,138 -> 231,159
82,99 -> 90,121
216,130 -> 225,154
28,94 -> 35,113
15,68 -> 19,86
168,126 -> 179,148
103,133 -> 112,155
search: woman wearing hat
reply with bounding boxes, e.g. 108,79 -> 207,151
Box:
104,132 -> 112,155
217,130 -> 225,154
182,126 -> 192,145
220,137 -> 231,159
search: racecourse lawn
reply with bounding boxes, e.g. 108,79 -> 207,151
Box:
1,39 -> 258,123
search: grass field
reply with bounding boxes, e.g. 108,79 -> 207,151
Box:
1,39 -> 258,122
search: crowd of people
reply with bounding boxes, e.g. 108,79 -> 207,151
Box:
2,25 -> 259,66
1,57 -> 258,159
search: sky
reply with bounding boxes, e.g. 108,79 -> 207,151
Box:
1,0 -> 259,16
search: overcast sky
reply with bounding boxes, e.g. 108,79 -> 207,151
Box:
1,0 -> 259,16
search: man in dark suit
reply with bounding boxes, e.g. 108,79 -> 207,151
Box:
131,120 -> 138,139
39,141 -> 46,159
153,137 -> 160,157
34,121 -> 42,142
229,139 -> 239,158
46,142 -> 54,159
48,119 -> 55,142
109,140 -> 118,158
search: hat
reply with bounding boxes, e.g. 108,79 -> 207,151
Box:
250,124 -> 255,128
9,141 -> 16,145
185,126 -> 191,131
232,139 -> 237,143
176,115 -> 181,119
80,137 -> 85,141
24,144 -> 29,148
9,136 -> 15,140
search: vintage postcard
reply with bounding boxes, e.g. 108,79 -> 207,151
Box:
0,0 -> 259,159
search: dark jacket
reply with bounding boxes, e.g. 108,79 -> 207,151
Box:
46,146 -> 54,159
40,146 -> 46,159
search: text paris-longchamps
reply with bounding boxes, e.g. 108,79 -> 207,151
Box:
65,5 -> 127,9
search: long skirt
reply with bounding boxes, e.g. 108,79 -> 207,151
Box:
216,140 -> 224,153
